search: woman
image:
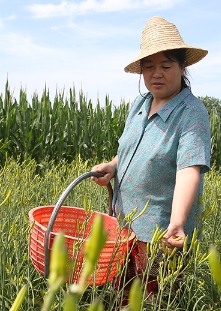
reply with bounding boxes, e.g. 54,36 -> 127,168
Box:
91,16 -> 211,298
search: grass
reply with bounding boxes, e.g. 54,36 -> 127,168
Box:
0,157 -> 220,310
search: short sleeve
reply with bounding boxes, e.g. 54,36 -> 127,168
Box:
177,104 -> 211,173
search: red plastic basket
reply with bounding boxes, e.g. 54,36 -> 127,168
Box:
28,172 -> 135,285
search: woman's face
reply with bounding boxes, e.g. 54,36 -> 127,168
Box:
142,51 -> 185,102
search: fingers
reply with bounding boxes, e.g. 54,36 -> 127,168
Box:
91,175 -> 110,186
91,164 -> 111,186
91,164 -> 108,174
162,224 -> 186,249
91,164 -> 102,172
162,236 -> 185,248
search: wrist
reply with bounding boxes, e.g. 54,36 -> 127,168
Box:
170,213 -> 187,228
109,156 -> 118,177
168,222 -> 185,231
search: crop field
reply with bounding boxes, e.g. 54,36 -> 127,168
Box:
0,157 -> 220,311
0,83 -> 220,169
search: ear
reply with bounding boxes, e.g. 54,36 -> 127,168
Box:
140,59 -> 143,74
180,61 -> 186,74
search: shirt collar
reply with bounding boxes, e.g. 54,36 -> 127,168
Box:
137,88 -> 191,122
158,88 -> 191,122
137,93 -> 152,116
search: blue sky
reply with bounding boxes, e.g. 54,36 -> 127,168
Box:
0,0 -> 220,105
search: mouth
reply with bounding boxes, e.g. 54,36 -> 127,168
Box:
153,82 -> 164,86
152,82 -> 164,88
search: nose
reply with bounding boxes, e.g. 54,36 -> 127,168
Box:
153,66 -> 163,78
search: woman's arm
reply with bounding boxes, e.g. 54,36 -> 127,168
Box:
163,165 -> 201,248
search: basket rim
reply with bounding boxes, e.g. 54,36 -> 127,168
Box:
28,205 -> 136,243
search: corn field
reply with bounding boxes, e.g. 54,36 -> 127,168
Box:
0,81 -> 220,168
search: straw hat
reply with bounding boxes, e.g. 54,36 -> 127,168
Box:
124,16 -> 208,74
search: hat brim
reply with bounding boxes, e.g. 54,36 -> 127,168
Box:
124,46 -> 208,74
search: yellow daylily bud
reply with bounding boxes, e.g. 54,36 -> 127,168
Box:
172,253 -> 177,272
168,247 -> 177,259
84,215 -> 107,264
48,231 -> 68,286
131,201 -> 149,222
208,246 -> 221,292
124,207 -> 138,224
83,195 -> 92,212
64,293 -> 78,311
79,215 -> 108,286
10,285 -> 27,311
87,299 -> 104,311
183,235 -> 189,253
151,225 -> 159,244
188,228 -> 197,253
173,236 -> 182,241
0,189 -> 12,207
199,253 -> 210,265
157,229 -> 168,242
129,278 -> 142,311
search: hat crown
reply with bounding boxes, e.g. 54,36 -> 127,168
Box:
141,16 -> 184,54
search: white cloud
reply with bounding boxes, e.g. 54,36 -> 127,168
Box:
27,1 -> 76,18
7,14 -> 16,20
65,18 -> 138,40
27,0 -> 183,18
0,32 -> 56,57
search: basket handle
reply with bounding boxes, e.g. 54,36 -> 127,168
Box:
44,171 -> 113,278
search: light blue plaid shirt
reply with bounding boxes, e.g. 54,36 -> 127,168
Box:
113,88 -> 211,242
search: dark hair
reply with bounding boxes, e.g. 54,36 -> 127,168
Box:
163,48 -> 191,90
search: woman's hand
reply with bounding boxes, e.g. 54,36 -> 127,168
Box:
162,224 -> 186,249
91,156 -> 118,186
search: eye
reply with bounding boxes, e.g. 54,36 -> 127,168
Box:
162,66 -> 171,70
144,65 -> 153,69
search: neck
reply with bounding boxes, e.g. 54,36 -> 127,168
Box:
152,85 -> 183,106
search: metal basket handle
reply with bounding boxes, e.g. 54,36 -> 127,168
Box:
44,171 -> 113,278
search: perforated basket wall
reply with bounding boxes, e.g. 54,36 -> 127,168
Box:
29,206 -> 135,285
